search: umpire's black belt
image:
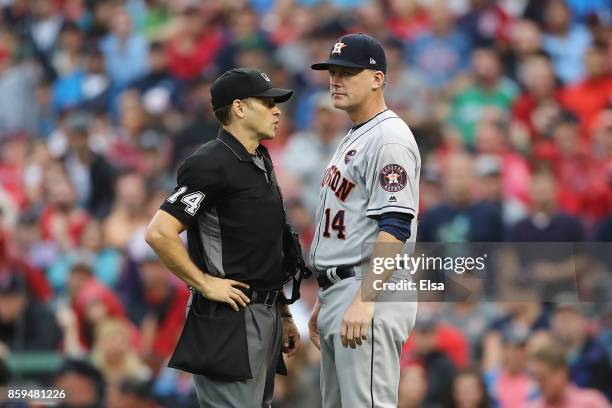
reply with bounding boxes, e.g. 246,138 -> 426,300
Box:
243,287 -> 281,306
317,266 -> 357,290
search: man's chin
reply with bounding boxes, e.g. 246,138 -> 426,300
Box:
332,100 -> 349,111
259,132 -> 275,141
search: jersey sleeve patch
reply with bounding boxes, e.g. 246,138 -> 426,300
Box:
379,164 -> 407,192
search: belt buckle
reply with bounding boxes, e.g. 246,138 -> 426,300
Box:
264,290 -> 278,307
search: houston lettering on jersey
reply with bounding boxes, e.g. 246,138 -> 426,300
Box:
321,165 -> 356,202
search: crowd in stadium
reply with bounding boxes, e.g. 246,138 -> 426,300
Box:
0,0 -> 611,407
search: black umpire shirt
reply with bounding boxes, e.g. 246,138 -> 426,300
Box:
161,129 -> 286,289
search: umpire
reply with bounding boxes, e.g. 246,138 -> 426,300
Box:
145,68 -> 301,408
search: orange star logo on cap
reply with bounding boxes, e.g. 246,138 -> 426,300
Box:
331,42 -> 347,55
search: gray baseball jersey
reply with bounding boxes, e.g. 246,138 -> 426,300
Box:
310,109 -> 421,271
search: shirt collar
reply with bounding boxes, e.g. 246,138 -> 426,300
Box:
217,128 -> 272,169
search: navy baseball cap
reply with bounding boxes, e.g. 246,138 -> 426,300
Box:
210,68 -> 293,111
311,33 -> 387,73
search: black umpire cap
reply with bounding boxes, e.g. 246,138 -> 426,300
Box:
210,68 -> 293,111
311,32 -> 387,73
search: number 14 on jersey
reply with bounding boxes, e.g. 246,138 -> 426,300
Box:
322,209 -> 346,240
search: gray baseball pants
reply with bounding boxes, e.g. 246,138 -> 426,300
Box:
192,302 -> 283,408
317,274 -> 417,408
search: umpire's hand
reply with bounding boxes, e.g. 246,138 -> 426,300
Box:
199,275 -> 251,311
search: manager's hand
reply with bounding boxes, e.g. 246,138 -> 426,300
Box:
282,317 -> 301,357
199,275 -> 250,311
308,300 -> 321,350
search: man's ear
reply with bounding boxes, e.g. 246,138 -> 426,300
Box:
372,71 -> 386,90
232,99 -> 247,119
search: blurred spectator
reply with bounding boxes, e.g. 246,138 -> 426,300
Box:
482,326 -> 539,407
384,38 -> 434,132
39,167 -> 90,251
102,172 -> 148,250
33,76 -> 56,138
51,22 -> 86,79
107,91 -> 149,171
106,377 -> 162,408
0,29 -> 40,138
449,48 -> 519,146
405,306 -> 470,370
91,318 -> 150,385
0,135 -> 29,209
406,0 -> 472,90
560,46 -> 612,137
69,268 -> 129,350
62,114 -> 117,217
281,92 -> 344,216
406,311 -> 457,407
387,0 -> 430,41
512,170 -> 584,241
595,179 -> 612,241
490,302 -> 550,338
54,359 -> 106,408
535,112 -> 609,222
124,251 -> 188,370
459,0 -> 513,48
99,8 -> 149,89
138,130 -> 173,190
474,155 -> 528,226
165,5 -> 223,81
0,272 -> 61,351
449,368 -> 492,408
541,0 -> 592,84
397,363 -> 428,408
131,41 -> 179,112
152,366 -> 199,408
171,75 -> 219,165
419,154 -> 504,242
443,300 -> 503,362
474,119 -> 531,210
598,304 -> 612,366
527,345 -> 610,408
0,219 -> 52,302
79,49 -> 113,113
47,224 -> 122,297
512,55 -> 561,140
27,0 -> 64,76
502,19 -> 545,81
551,302 -> 612,400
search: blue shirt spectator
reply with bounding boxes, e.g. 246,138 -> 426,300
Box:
542,25 -> 592,84
407,31 -> 472,89
99,12 -> 149,88
407,2 -> 471,89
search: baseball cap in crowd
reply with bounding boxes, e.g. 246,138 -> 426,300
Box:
210,68 -> 293,111
311,32 -> 387,73
475,155 -> 502,177
501,326 -> 530,346
414,310 -> 439,332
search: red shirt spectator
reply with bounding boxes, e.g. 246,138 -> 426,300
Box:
403,321 -> 470,369
533,116 -> 609,222
0,229 -> 52,302
166,9 -> 223,81
560,48 -> 612,139
72,278 -> 132,350
529,384 -> 610,408
387,0 -> 430,41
